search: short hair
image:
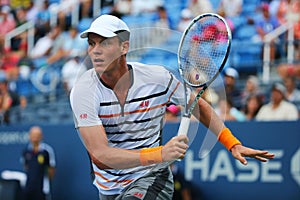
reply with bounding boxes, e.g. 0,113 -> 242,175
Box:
115,30 -> 130,42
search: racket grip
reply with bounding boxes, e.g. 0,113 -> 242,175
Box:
177,116 -> 191,136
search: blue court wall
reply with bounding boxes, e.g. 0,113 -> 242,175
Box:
0,121 -> 299,200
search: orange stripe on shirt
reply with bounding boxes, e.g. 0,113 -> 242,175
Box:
168,81 -> 181,102
94,171 -> 133,185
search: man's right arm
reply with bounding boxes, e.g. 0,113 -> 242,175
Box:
78,125 -> 188,170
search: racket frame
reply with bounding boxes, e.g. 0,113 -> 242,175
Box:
177,13 -> 232,136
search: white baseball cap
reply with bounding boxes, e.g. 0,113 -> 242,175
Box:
80,14 -> 130,39
224,67 -> 239,79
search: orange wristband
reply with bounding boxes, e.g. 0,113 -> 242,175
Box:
140,146 -> 163,166
218,128 -> 241,151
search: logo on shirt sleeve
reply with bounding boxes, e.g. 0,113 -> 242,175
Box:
80,113 -> 88,119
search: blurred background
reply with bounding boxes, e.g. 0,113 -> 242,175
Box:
0,0 -> 299,199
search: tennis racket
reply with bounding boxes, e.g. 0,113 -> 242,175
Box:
177,13 -> 232,137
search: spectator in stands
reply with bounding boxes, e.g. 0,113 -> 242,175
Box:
21,126 -> 56,200
11,7 -> 29,56
130,0 -> 163,15
216,67 -> 242,109
9,0 -> 31,9
283,76 -> 300,103
0,70 -> 26,125
35,0 -> 51,41
152,6 -> 172,41
0,71 -> 13,125
187,0 -> 214,17
215,97 -> 246,121
241,94 -> 263,121
112,0 -> 133,17
217,0 -> 243,18
0,5 -> 16,44
256,82 -> 299,121
61,54 -> 86,95
274,0 -> 300,59
240,75 -> 265,108
153,6 -> 172,29
79,0 -> 92,19
25,1 -> 39,23
254,3 -> 280,61
62,26 -> 87,59
29,25 -> 64,68
177,8 -> 193,32
277,63 -> 300,79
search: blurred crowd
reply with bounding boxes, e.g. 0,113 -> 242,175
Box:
1,0 -> 300,125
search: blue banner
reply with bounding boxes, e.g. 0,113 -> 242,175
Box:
0,121 -> 299,200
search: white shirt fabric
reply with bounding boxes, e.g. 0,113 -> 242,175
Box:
70,62 -> 186,195
255,100 -> 299,121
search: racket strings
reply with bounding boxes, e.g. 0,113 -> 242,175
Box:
179,16 -> 230,87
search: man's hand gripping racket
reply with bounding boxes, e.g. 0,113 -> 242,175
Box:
177,13 -> 231,141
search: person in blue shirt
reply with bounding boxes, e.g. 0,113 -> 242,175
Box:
21,126 -> 56,200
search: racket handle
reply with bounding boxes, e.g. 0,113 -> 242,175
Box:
177,116 -> 191,136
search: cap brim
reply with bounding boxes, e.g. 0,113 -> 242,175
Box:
80,28 -> 117,38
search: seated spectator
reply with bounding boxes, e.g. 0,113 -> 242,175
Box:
0,72 -> 13,124
254,3 -> 281,61
240,75 -> 265,108
0,71 -> 26,125
130,0 -> 163,15
256,82 -> 299,121
215,97 -> 246,121
188,0 -> 214,17
0,5 -> 16,43
34,0 -> 51,40
217,0 -> 243,18
274,0 -> 300,59
61,54 -> 86,95
241,94 -> 263,121
25,1 -> 39,23
177,8 -> 193,32
62,26 -> 87,58
29,25 -> 64,68
215,67 -> 242,109
112,0 -> 133,17
0,46 -> 21,81
277,63 -> 300,79
283,76 -> 300,103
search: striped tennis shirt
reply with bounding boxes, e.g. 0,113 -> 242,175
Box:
70,62 -> 186,195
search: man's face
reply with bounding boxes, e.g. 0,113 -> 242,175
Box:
87,33 -> 123,73
271,89 -> 284,104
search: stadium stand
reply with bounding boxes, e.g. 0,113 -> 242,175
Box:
1,0 -> 299,125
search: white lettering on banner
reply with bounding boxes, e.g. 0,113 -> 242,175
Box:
291,148 -> 300,187
185,149 -> 283,183
261,150 -> 283,182
0,132 -> 28,145
185,150 -> 209,181
210,150 -> 235,181
236,160 -> 259,182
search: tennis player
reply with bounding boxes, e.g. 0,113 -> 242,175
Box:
70,14 -> 274,200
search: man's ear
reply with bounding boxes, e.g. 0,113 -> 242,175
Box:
121,41 -> 129,55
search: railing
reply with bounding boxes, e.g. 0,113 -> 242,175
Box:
262,11 -> 300,83
4,21 -> 35,54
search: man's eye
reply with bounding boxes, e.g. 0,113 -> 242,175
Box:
101,40 -> 109,46
88,41 -> 95,46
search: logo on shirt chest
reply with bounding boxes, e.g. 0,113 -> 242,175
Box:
139,100 -> 149,108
